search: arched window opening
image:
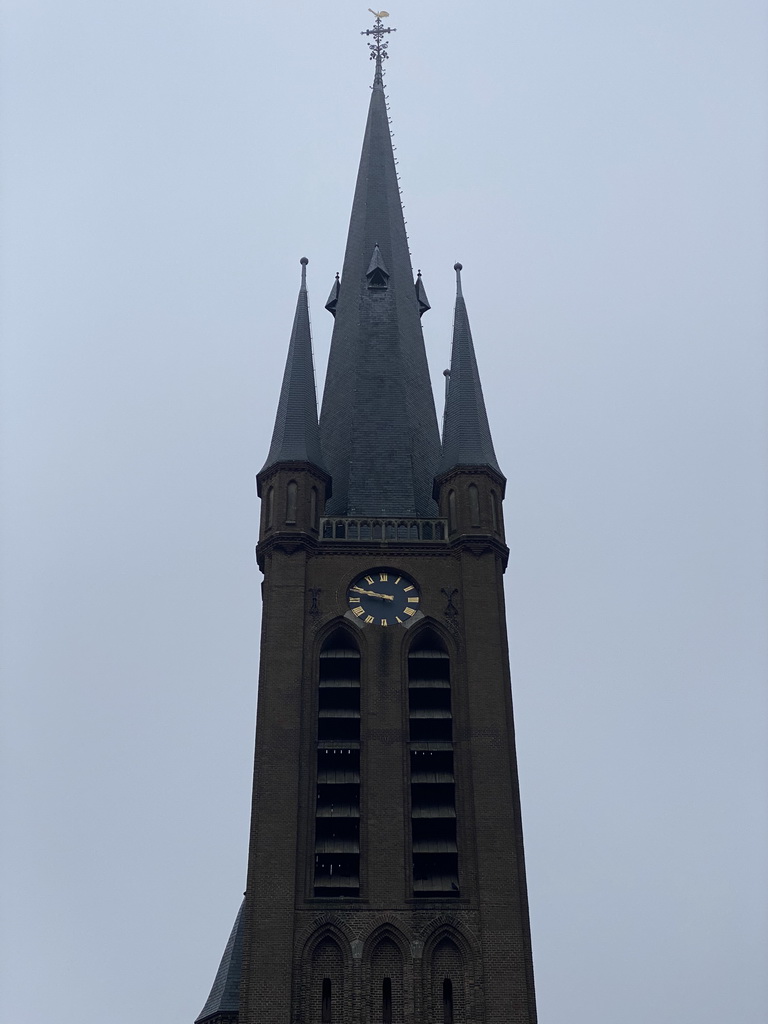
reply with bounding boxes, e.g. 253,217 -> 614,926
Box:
286,480 -> 298,524
490,489 -> 498,533
382,978 -> 392,1024
468,484 -> 480,527
448,490 -> 457,533
311,940 -> 343,1024
266,486 -> 274,529
321,978 -> 332,1023
408,631 -> 459,896
311,487 -> 319,531
372,939 -> 402,1024
442,979 -> 453,1024
434,941 -> 463,1024
314,630 -> 361,896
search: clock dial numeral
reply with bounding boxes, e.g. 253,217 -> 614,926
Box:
407,596 -> 419,604
394,577 -> 401,584
396,616 -> 403,623
364,615 -> 375,624
380,619 -> 388,626
379,573 -> 388,582
404,585 -> 414,592
353,607 -> 365,617
349,597 -> 361,603
364,576 -> 374,585
404,607 -> 416,617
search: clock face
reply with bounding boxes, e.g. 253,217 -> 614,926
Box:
347,569 -> 420,626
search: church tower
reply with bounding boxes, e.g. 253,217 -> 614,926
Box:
196,15 -> 536,1024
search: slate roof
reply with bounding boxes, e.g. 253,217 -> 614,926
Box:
437,264 -> 502,479
196,900 -> 245,1023
260,258 -> 326,476
318,69 -> 441,517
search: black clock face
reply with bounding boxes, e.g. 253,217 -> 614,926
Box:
347,569 -> 420,626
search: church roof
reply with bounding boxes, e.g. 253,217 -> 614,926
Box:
318,60 -> 440,517
437,263 -> 502,480
195,900 -> 245,1023
260,258 -> 326,477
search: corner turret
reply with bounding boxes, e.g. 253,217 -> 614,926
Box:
434,263 -> 506,544
257,258 -> 330,546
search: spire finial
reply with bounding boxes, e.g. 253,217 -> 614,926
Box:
454,261 -> 463,297
362,10 -> 396,86
300,256 -> 308,289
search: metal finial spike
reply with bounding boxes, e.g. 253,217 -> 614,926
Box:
361,10 -> 396,84
454,262 -> 463,297
300,256 -> 308,287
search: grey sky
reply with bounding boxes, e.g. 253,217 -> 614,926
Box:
1,1 -> 766,1022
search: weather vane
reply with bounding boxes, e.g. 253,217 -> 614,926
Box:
361,9 -> 396,83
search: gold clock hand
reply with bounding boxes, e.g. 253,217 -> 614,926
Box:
351,586 -> 394,601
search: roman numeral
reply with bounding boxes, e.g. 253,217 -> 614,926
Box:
364,576 -> 374,585
404,585 -> 414,592
404,607 -> 415,617
407,597 -> 419,604
380,619 -> 388,626
364,615 -> 375,624
394,577 -> 401,584
379,573 -> 388,582
353,607 -> 364,617
349,597 -> 361,603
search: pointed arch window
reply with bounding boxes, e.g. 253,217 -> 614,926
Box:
408,630 -> 459,896
382,978 -> 392,1024
314,629 -> 361,896
321,978 -> 332,1023
266,486 -> 274,529
286,480 -> 298,524
468,484 -> 480,527
311,486 -> 319,532
442,979 -> 453,1024
448,490 -> 457,534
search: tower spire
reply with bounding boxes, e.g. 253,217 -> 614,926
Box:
436,262 -> 503,481
319,18 -> 440,517
259,258 -> 326,477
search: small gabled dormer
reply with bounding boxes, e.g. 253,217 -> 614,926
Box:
325,272 -> 340,317
366,244 -> 390,289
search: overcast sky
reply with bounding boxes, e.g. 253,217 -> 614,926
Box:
1,2 -> 767,1022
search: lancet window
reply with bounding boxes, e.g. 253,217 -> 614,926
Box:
408,631 -> 459,896
313,630 -> 361,896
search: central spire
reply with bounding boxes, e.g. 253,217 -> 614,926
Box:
319,18 -> 440,517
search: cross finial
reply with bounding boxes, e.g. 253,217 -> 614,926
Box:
361,10 -> 396,85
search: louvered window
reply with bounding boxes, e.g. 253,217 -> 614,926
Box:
314,631 -> 361,896
408,633 -> 459,896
